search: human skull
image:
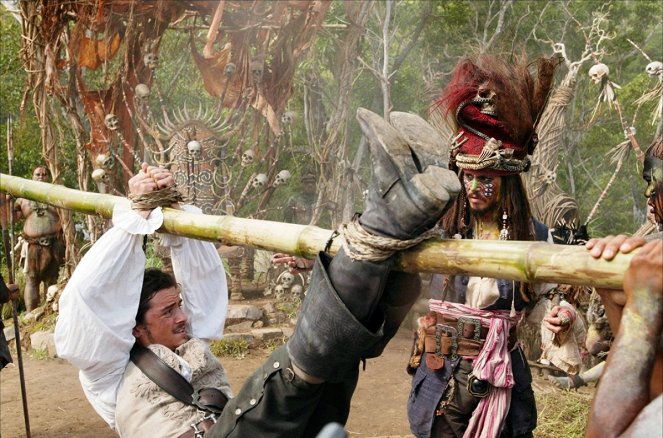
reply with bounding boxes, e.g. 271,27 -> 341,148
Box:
588,63 -> 609,84
241,150 -> 255,167
281,111 -> 296,125
95,153 -> 115,169
135,83 -> 150,101
475,84 -> 496,116
252,173 -> 268,189
274,170 -> 291,186
280,272 -> 295,289
46,285 -> 58,303
250,60 -> 264,82
224,62 -> 236,76
187,140 -> 202,157
291,284 -> 304,299
645,61 -> 663,77
91,168 -> 109,182
143,53 -> 159,69
104,113 -> 120,131
273,284 -> 285,300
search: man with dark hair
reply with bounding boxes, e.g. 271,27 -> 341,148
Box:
56,104 -> 462,437
13,165 -> 64,310
407,55 -> 572,438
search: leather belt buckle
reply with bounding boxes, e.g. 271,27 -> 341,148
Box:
435,324 -> 458,361
457,316 -> 482,340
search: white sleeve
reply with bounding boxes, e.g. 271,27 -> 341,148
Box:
159,205 -> 228,341
54,202 -> 163,428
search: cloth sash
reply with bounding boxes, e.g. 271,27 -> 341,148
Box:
428,300 -> 520,438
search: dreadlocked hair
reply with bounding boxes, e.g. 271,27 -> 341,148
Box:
440,171 -> 536,241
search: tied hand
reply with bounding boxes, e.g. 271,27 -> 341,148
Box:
128,163 -> 174,195
271,253 -> 314,274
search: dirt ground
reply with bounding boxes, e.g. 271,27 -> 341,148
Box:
1,326 -> 591,438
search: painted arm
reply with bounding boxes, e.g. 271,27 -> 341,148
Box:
585,238 -> 663,437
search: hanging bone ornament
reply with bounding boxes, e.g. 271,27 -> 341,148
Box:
187,140 -> 202,157
241,149 -> 255,166
645,61 -> 663,79
250,60 -> 264,82
588,63 -> 610,84
91,168 -> 108,182
280,271 -> 295,289
281,110 -> 296,125
252,173 -> 268,189
224,62 -> 236,76
95,153 -> 115,169
143,53 -> 159,69
135,83 -> 150,100
290,284 -> 304,299
274,170 -> 291,186
104,113 -> 120,131
588,62 -> 621,121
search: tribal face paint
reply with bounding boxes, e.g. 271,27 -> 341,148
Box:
463,172 -> 501,216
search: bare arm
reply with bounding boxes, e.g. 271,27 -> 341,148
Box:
586,239 -> 663,438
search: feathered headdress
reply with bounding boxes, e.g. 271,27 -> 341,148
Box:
436,54 -> 559,176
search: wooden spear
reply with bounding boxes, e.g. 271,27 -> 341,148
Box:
0,173 -> 630,289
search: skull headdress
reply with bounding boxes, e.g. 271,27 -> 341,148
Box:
438,54 -> 559,176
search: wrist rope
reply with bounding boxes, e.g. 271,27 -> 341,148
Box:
339,215 -> 440,262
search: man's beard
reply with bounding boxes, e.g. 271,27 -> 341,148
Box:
469,203 -> 498,219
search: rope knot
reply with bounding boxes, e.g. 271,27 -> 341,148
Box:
129,186 -> 184,211
339,216 -> 441,262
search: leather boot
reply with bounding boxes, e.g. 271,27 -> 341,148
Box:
287,252 -> 388,382
288,109 -> 460,382
355,108 -> 461,239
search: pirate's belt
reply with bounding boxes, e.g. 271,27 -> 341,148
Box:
421,312 -> 517,371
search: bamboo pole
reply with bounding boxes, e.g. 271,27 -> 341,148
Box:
1,173 -> 630,289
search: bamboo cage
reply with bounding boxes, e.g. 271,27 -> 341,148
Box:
0,174 -> 630,289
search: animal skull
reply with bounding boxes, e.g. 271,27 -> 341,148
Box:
274,170 -> 291,186
104,114 -> 120,131
588,63 -> 609,84
135,83 -> 150,101
250,60 -> 264,82
273,284 -> 285,300
187,140 -> 202,157
281,111 -> 296,125
645,61 -> 663,77
95,153 -> 115,169
241,150 -> 255,166
224,62 -> 236,76
143,53 -> 159,69
252,173 -> 268,189
280,272 -> 295,289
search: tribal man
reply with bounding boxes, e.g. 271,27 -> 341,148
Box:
407,54 -> 573,438
13,165 -> 64,310
584,135 -> 663,437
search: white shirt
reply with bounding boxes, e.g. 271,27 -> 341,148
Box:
54,202 -> 228,430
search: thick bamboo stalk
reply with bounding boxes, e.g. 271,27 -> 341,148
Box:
1,173 -> 630,289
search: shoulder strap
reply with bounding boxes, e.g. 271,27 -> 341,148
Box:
129,344 -> 195,406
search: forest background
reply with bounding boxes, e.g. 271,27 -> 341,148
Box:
0,0 -> 662,276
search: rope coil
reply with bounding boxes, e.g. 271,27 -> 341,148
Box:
339,216 -> 440,262
129,186 -> 184,210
